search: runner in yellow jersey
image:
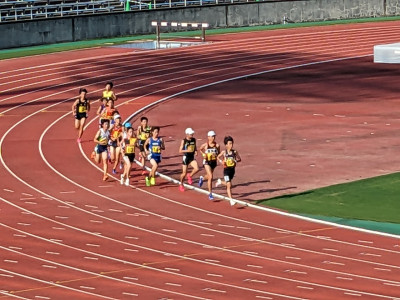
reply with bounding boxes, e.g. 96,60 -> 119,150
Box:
216,136 -> 242,206
198,130 -> 221,201
136,116 -> 152,174
120,126 -> 138,186
72,88 -> 90,143
101,81 -> 117,103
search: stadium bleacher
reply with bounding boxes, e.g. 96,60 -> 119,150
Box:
0,0 -> 259,22
0,0 -> 125,22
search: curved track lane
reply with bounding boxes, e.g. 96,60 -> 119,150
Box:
1,22 -> 400,299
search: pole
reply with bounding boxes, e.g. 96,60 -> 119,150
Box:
125,0 -> 130,11
201,27 -> 206,43
156,25 -> 160,49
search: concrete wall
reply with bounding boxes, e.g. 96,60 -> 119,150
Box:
0,0 -> 390,49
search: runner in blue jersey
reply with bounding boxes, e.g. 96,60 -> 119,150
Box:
143,127 -> 165,186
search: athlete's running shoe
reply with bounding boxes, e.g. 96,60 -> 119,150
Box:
198,176 -> 204,188
125,178 -> 130,186
215,178 -> 222,187
208,193 -> 214,201
120,175 -> 124,185
179,185 -> 184,192
150,177 -> 156,186
145,177 -> 151,187
187,174 -> 193,185
112,169 -> 117,175
229,199 -> 236,206
103,175 -> 108,181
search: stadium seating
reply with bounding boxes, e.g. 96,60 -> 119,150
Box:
0,0 -> 259,22
0,0 -> 125,22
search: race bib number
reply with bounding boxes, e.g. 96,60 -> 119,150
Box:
141,132 -> 150,140
187,145 -> 195,152
225,157 -> 236,167
126,145 -> 134,154
112,131 -> 119,139
206,152 -> 217,161
78,106 -> 86,113
152,146 -> 161,153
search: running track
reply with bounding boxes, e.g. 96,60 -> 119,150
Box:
1,22 -> 400,299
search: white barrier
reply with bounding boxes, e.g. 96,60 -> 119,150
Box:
151,21 -> 209,48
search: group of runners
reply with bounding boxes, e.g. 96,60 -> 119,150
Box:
72,83 -> 241,205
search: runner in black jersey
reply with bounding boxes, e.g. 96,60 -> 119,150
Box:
216,136 -> 242,206
198,130 -> 220,201
178,128 -> 199,192
72,88 -> 90,143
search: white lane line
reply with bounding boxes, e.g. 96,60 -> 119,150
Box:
255,296 -> 273,299
0,234 -> 302,300
0,290 -> 30,299
42,264 -> 57,269
323,248 -> 338,252
188,220 -> 213,226
374,267 -> 391,272
203,288 -> 226,293
123,277 -> 138,281
285,256 -> 301,260
323,261 -> 345,266
124,248 -> 139,252
0,245 -> 208,299
125,236 -> 139,240
247,265 -> 263,269
80,286 -> 95,290
3,189 -> 14,192
0,268 -> 114,299
52,227 -> 66,230
297,285 -> 314,290
165,282 -> 182,287
360,252 -> 382,257
19,197 -> 36,201
3,259 -> 18,263
86,243 -> 100,247
21,193 -> 33,196
165,268 -> 180,272
84,256 -> 99,260
8,246 -> 22,250
243,251 -> 259,255
60,191 -> 75,194
108,208 -> 123,213
200,233 -> 215,237
122,292 -> 138,296
336,276 -> 353,281
6,192 -> 400,299
46,251 -> 60,255
207,273 -> 223,277
244,279 -> 267,284
162,229 -> 177,232
344,292 -> 362,297
163,241 -> 178,245
55,216 -> 69,219
13,234 -> 26,238
383,282 -> 400,287
0,273 -> 14,277
358,240 -> 374,244
35,296 -> 51,299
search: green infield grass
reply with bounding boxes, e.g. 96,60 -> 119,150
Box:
258,173 -> 400,234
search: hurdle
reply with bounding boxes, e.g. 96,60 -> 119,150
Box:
151,21 -> 209,49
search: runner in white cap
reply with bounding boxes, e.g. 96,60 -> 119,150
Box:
198,130 -> 220,200
178,128 -> 200,192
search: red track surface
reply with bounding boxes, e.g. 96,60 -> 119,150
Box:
1,21 -> 400,299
